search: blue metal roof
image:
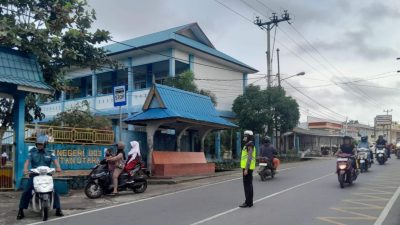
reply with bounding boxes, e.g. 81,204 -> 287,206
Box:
103,23 -> 257,73
0,47 -> 52,92
124,84 -> 237,128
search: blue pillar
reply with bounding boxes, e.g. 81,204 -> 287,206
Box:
169,49 -> 175,77
215,131 -> 221,162
127,57 -> 134,131
189,54 -> 194,72
13,92 -> 26,189
236,132 -> 241,160
60,91 -> 66,112
91,72 -> 97,96
255,134 -> 260,157
243,73 -> 248,94
146,64 -> 153,88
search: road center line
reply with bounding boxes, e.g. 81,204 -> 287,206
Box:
189,172 -> 333,225
373,182 -> 400,225
26,166 -> 298,225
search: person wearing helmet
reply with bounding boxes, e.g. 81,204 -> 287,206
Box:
17,135 -> 63,220
239,130 -> 255,208
260,135 -> 278,167
376,135 -> 390,158
336,136 -> 357,169
358,136 -> 373,163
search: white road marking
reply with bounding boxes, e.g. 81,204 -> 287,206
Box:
373,183 -> 400,225
189,172 -> 333,225
26,166 -> 298,225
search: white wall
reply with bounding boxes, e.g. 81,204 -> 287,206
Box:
175,49 -> 188,63
193,56 -> 243,111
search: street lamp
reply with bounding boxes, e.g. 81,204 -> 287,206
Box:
279,72 -> 306,86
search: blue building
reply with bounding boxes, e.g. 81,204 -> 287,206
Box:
39,23 -> 258,158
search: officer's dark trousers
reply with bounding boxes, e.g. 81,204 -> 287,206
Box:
243,169 -> 253,206
19,177 -> 61,209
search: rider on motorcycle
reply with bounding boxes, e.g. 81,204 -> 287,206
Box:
336,136 -> 357,169
358,136 -> 373,163
260,135 -> 277,168
17,136 -> 64,220
376,135 -> 390,158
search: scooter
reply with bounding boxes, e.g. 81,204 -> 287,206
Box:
357,147 -> 371,173
29,166 -> 55,221
257,157 -> 275,181
336,153 -> 358,189
376,146 -> 387,165
85,159 -> 148,199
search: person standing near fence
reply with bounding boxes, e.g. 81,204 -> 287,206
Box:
240,130 -> 256,208
1,151 -> 8,167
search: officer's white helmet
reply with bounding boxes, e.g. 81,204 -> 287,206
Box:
244,130 -> 254,136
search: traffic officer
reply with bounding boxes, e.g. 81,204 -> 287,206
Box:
17,135 -> 64,220
240,130 -> 256,208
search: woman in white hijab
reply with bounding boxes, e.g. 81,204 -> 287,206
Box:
125,141 -> 142,176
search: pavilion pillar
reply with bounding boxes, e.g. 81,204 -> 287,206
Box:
146,121 -> 163,176
215,131 -> 221,162
13,91 -> 26,189
176,126 -> 192,152
199,128 -> 213,152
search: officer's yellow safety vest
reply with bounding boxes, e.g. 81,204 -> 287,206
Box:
240,146 -> 256,170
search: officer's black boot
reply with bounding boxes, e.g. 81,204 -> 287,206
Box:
55,208 -> 64,217
16,208 -> 24,220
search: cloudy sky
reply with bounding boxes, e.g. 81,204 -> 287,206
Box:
88,0 -> 400,124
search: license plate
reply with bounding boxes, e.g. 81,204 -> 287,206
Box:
259,163 -> 267,166
360,160 -> 365,163
337,158 -> 348,162
379,154 -> 383,157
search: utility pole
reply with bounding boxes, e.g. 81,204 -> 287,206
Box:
254,11 -> 291,88
277,48 -> 281,87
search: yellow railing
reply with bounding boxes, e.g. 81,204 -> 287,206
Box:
25,124 -> 114,145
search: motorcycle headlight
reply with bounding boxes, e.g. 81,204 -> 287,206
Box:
338,164 -> 347,170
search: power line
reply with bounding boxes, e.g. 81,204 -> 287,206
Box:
284,80 -> 346,119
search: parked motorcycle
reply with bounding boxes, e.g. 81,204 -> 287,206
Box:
336,153 -> 358,189
29,166 -> 55,221
84,159 -> 148,199
257,157 -> 275,181
357,147 -> 372,172
376,146 -> 387,165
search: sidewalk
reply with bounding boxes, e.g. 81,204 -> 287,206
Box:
0,160 -> 306,225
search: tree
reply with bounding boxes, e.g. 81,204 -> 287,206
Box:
232,85 -> 300,149
0,0 -> 113,88
0,0 -> 113,140
48,100 -> 112,130
165,71 -> 217,105
232,85 -> 269,134
0,94 -> 45,145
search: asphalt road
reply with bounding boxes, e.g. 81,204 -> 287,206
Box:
27,158 -> 400,225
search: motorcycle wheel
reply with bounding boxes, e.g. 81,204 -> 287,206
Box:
338,174 -> 345,189
41,200 -> 49,221
259,174 -> 266,181
271,170 -> 275,179
85,182 -> 103,199
379,158 -> 384,165
133,180 -> 148,193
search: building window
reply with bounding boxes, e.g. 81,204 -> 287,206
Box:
135,81 -> 146,90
